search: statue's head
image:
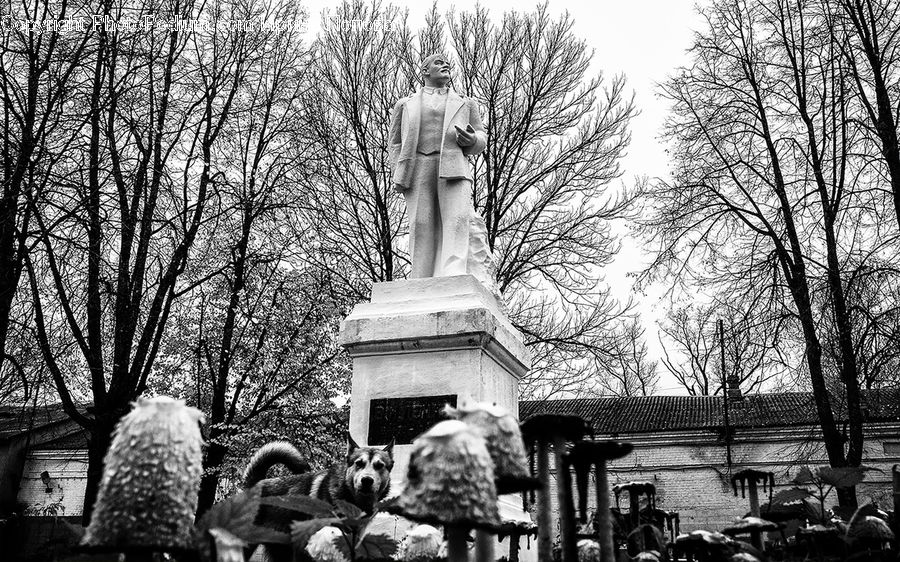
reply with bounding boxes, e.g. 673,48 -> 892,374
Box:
421,53 -> 451,86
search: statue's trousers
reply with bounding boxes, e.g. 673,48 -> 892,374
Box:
402,153 -> 472,278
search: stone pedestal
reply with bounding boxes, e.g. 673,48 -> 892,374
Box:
339,275 -> 535,560
341,275 -> 528,440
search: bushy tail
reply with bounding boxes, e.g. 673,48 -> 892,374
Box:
242,441 -> 311,488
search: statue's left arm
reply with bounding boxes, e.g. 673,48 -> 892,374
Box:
388,98 -> 405,170
462,98 -> 487,157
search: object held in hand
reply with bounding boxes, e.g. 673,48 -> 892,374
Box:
455,124 -> 476,147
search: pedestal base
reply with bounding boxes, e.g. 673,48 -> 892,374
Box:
340,275 -> 529,448
340,275 -> 535,560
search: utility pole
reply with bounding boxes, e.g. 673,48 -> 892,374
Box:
720,319 -> 732,468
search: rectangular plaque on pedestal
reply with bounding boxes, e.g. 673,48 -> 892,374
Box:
368,394 -> 457,445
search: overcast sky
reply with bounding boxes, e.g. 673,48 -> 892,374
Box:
302,0 -> 710,393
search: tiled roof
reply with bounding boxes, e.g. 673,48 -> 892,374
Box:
0,403 -> 88,446
5,389 -> 899,447
0,404 -> 71,439
37,429 -> 90,450
519,389 -> 900,436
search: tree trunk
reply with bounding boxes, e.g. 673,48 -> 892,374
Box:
791,284 -> 850,479
841,0 -> 900,231
883,134 -> 900,231
824,237 -> 865,474
795,85 -> 865,504
837,486 -> 858,512
0,157 -> 31,381
196,210 -> 250,516
0,202 -> 19,369
83,420 -> 115,525
0,283 -> 15,376
863,47 -> 900,232
867,52 -> 900,232
197,439 -> 228,516
747,49 -> 852,498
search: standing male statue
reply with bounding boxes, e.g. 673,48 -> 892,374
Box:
388,53 -> 496,286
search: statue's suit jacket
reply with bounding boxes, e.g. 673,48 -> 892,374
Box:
388,89 -> 487,191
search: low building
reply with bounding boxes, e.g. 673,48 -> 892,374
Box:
520,387 -> 900,533
0,404 -> 89,560
1,388 -> 898,558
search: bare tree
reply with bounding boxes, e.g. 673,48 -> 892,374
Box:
163,265 -> 349,513
826,257 -> 900,390
0,0 -> 90,392
294,0 -> 416,300
837,0 -> 900,230
772,0 -> 867,480
25,0 -> 257,520
595,318 -> 658,397
658,303 -> 788,396
447,4 -> 641,397
659,305 -> 720,396
159,8 -> 352,514
642,0 -> 897,507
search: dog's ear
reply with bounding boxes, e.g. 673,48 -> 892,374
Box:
383,438 -> 395,456
347,433 -> 360,457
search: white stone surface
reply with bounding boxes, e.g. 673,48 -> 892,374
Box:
340,275 -> 536,560
18,450 -> 88,517
340,275 -> 528,375
341,275 -> 532,450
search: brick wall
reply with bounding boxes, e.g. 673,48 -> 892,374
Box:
10,423 -> 900,544
17,450 -> 88,518
539,422 -> 900,534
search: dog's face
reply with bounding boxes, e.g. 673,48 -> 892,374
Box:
345,436 -> 394,503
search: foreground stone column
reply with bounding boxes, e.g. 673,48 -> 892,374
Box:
340,274 -> 533,560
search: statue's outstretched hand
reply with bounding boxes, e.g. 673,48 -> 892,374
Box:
455,124 -> 476,147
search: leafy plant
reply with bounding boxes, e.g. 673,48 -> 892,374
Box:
24,499 -> 66,518
197,486 -> 290,546
278,498 -> 398,562
194,486 -> 400,561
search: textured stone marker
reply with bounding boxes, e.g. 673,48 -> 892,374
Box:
82,397 -> 204,555
369,395 -> 458,445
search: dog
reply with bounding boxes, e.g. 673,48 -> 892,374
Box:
243,435 -> 395,526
